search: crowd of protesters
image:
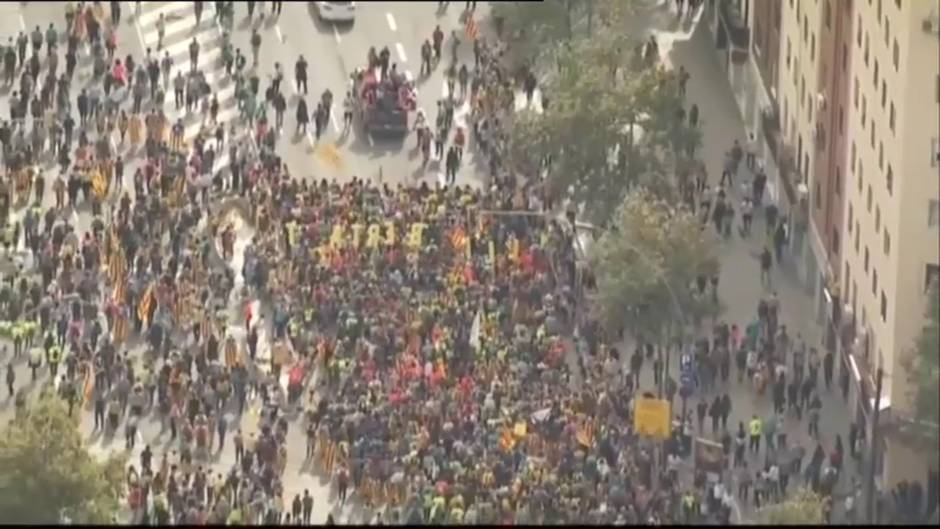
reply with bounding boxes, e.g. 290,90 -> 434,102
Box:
1,1 -> 933,526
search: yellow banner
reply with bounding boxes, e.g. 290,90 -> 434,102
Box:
316,143 -> 345,170
633,397 -> 672,440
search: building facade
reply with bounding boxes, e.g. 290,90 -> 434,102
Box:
838,0 -> 940,493
704,0 -> 940,509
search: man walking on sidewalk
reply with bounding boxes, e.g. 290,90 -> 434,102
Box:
760,246 -> 773,288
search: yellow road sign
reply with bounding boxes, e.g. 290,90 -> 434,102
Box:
316,143 -> 345,170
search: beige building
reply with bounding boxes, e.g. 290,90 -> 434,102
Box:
839,0 -> 940,491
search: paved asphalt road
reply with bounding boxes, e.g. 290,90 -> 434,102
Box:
0,0 -> 860,525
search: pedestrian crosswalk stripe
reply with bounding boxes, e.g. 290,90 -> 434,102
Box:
136,1 -> 191,26
134,1 -> 242,145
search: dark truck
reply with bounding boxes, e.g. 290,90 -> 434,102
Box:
352,67 -> 413,138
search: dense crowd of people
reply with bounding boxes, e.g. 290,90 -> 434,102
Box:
3,0 -> 933,527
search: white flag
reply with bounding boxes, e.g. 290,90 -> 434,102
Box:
469,310 -> 482,351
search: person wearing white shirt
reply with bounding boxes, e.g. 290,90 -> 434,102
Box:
746,133 -> 758,170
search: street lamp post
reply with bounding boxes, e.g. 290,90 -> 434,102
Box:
865,366 -> 885,524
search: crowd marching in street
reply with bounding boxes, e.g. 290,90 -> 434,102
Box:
0,0 -> 878,526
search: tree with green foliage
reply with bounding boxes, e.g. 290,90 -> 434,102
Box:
588,190 -> 719,341
490,0 -> 642,68
508,33 -> 701,225
754,487 -> 828,524
0,394 -> 127,524
899,281 -> 940,467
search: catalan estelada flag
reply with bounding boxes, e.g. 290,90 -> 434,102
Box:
465,15 -> 479,41
138,284 -> 155,324
91,169 -> 108,200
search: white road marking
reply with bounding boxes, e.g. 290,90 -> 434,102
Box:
132,7 -> 147,50
143,10 -> 195,45
441,79 -> 449,99
367,134 -> 374,147
330,109 -> 339,133
332,25 -> 341,44
136,1 -> 191,26
18,14 -> 25,31
386,12 -> 397,32
395,42 -> 407,63
275,25 -> 284,43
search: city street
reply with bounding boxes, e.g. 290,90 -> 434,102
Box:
0,1 -> 496,524
0,1 -> 862,525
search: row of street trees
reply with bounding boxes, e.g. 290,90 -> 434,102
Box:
493,1 -> 713,338
0,394 -> 126,524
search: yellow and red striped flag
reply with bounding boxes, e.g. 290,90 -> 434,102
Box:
91,169 -> 108,200
465,16 -> 479,40
138,284 -> 155,324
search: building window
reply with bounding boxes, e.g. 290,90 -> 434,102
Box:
833,230 -> 840,254
861,96 -> 867,125
857,18 -> 863,46
872,269 -> 878,295
864,246 -> 870,272
878,142 -> 884,170
839,106 -> 844,135
881,80 -> 886,108
848,203 -> 854,230
815,182 -> 822,209
852,280 -> 858,311
880,291 -> 887,322
932,137 -> 939,167
803,16 -> 808,43
851,141 -> 857,172
870,122 -> 875,148
842,43 -> 848,72
893,39 -> 900,71
889,103 -> 896,133
884,18 -> 890,46
873,60 -> 879,89
877,0 -> 882,20
884,231 -> 890,255
927,264 -> 940,291
929,200 -> 940,227
858,162 -> 864,193
825,0 -> 832,28
787,38 -> 792,69
887,165 -> 893,195
855,221 -> 860,251
811,35 -> 816,62
854,77 -> 859,108
864,33 -> 869,66
867,185 -> 872,212
836,166 -> 842,196
875,206 -> 881,233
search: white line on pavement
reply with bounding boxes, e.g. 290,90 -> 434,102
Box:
330,109 -> 339,133
136,1 -> 191,27
441,79 -> 449,99
275,25 -> 284,43
18,14 -> 25,31
395,42 -> 407,63
332,25 -> 341,44
386,12 -> 397,32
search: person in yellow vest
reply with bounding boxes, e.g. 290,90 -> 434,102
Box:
48,342 -> 62,379
748,414 -> 762,454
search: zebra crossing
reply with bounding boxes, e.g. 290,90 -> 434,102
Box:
131,1 -> 241,173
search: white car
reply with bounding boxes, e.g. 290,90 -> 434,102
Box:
315,1 -> 356,22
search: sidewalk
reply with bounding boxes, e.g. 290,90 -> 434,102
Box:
619,3 -> 857,521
